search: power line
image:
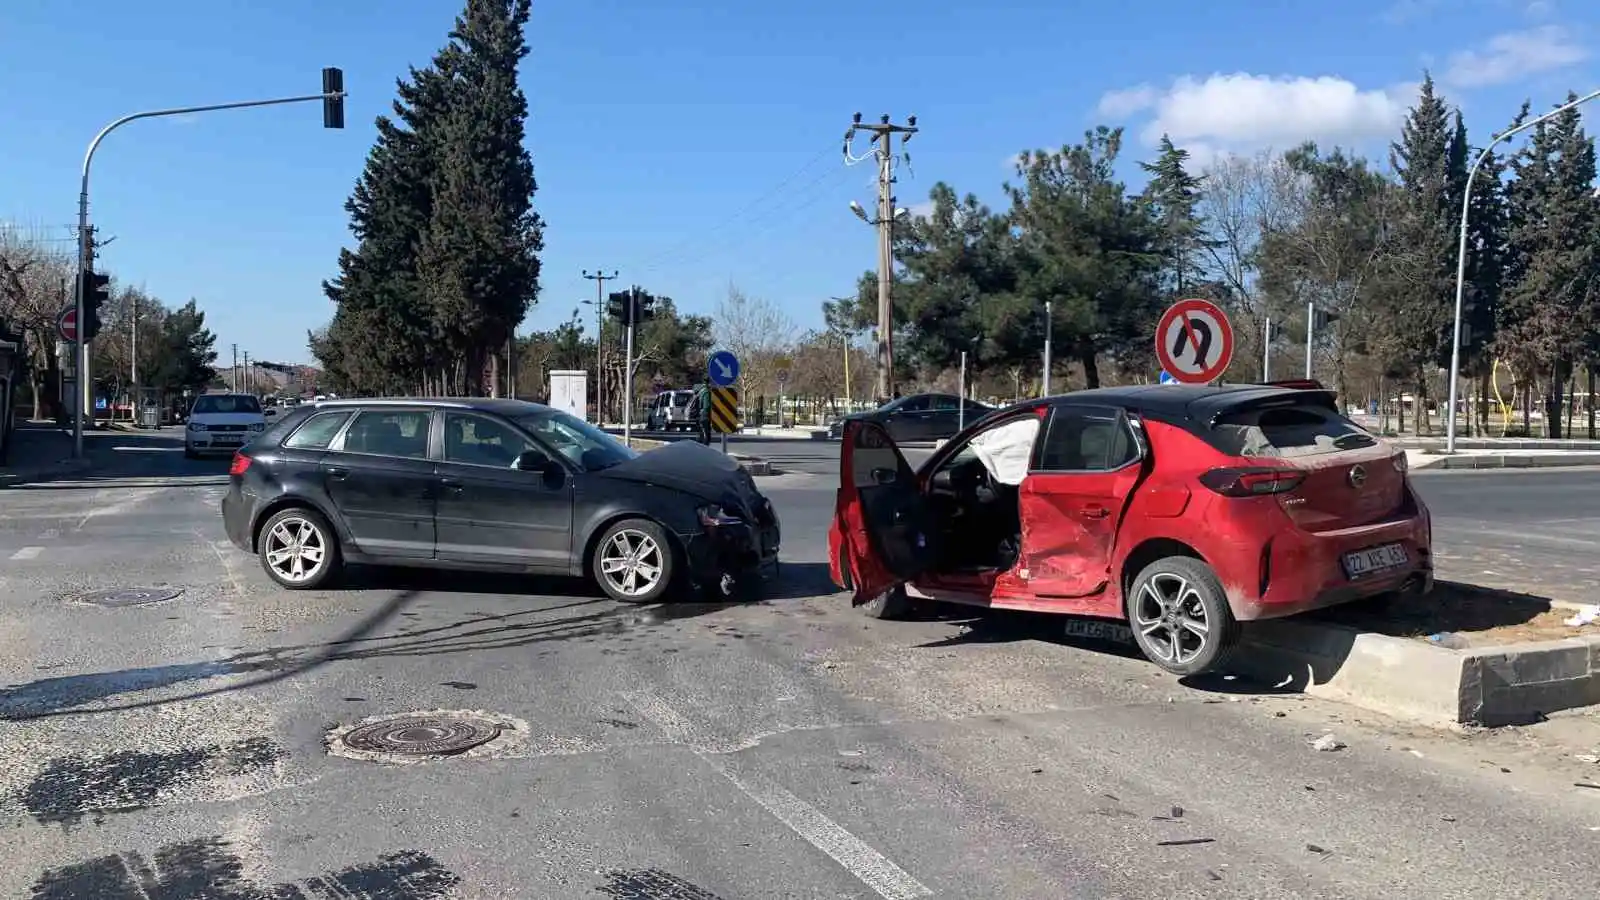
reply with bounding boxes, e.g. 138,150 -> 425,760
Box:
632,144 -> 838,274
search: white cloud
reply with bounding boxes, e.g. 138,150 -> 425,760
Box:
906,200 -> 936,219
1097,73 -> 1414,159
1096,85 -> 1159,118
1442,26 -> 1588,88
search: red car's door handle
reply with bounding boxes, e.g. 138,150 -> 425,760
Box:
1080,505 -> 1110,519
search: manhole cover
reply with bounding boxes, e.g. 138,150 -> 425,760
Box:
339,715 -> 502,756
74,587 -> 184,608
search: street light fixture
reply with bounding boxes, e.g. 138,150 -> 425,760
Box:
1445,87 -> 1600,452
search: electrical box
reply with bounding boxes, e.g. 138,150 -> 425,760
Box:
549,369 -> 588,422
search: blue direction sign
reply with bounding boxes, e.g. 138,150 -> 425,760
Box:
1159,370 -> 1178,385
708,349 -> 740,387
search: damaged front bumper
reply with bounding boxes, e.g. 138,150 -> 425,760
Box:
680,501 -> 781,600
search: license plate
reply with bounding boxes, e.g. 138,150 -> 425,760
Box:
1063,619 -> 1134,644
1342,542 -> 1408,578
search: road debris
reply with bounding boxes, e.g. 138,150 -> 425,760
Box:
1155,838 -> 1214,847
1311,734 -> 1345,752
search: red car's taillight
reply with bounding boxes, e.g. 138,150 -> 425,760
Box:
1198,466 -> 1305,497
229,452 -> 252,476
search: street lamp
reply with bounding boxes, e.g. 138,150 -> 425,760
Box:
1446,87 -> 1600,453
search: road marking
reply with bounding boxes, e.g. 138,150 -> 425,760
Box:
623,689 -> 931,899
8,547 -> 42,560
74,487 -> 162,530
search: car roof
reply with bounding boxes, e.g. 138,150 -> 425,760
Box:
309,397 -> 556,416
986,383 -> 1329,423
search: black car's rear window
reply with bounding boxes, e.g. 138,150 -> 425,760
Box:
1209,402 -> 1377,458
283,411 -> 354,450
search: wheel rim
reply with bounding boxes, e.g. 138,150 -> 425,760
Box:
599,529 -> 664,597
1133,572 -> 1210,665
264,516 -> 328,584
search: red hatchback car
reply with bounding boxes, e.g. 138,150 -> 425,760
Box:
828,381 -> 1433,675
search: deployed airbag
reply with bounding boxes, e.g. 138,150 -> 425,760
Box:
967,417 -> 1040,486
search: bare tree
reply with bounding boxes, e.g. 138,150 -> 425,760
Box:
713,283 -> 796,402
1197,150 -> 1300,321
0,228 -> 75,417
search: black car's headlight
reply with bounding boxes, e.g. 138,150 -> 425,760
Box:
697,504 -> 742,528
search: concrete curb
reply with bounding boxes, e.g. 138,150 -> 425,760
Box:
0,456 -> 94,487
1419,452 -> 1600,470
1232,617 -> 1600,727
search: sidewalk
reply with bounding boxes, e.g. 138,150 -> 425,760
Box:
0,423 -> 93,486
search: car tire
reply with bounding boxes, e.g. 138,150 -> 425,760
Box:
257,506 -> 342,590
184,444 -> 198,459
1125,555 -> 1239,677
592,518 -> 677,604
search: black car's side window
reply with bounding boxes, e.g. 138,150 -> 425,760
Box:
930,396 -> 960,411
895,396 -> 932,412
282,411 -> 353,450
334,410 -> 431,459
443,412 -> 536,468
1036,407 -> 1139,472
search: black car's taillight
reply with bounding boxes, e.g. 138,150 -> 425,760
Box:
229,452 -> 253,476
1198,466 -> 1304,497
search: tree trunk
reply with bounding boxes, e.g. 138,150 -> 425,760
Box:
1588,366 -> 1596,440
1415,370 -> 1430,436
1546,361 -> 1567,439
1076,342 -> 1099,390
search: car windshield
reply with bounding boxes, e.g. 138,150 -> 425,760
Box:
192,394 -> 262,415
515,408 -> 639,471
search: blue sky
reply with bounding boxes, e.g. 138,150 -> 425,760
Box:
2,0 -> 1595,364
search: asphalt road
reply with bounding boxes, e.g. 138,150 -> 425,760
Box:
2,430 -> 1598,899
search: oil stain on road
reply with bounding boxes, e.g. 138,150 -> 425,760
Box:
17,737 -> 286,828
30,835 -> 459,899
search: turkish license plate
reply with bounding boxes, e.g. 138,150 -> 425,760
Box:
213,436 -> 243,446
1342,542 -> 1408,579
1063,618 -> 1134,645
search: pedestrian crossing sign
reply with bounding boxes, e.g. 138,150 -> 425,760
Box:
710,387 -> 739,434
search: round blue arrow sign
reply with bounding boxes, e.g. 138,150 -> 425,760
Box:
1159,370 -> 1177,384
708,349 -> 740,387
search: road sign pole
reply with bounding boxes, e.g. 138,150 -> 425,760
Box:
1042,300 -> 1053,397
720,432 -> 728,455
1305,301 -> 1314,379
958,350 -> 967,431
1262,318 -> 1271,381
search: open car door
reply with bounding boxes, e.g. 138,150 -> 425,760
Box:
837,419 -> 933,606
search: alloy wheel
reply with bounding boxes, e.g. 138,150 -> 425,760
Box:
599,529 -> 664,597
1132,572 -> 1211,666
264,516 -> 328,584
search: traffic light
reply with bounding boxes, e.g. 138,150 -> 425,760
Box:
81,271 -> 110,341
607,290 -> 630,326
634,288 -> 656,323
322,67 -> 345,129
1312,308 -> 1340,330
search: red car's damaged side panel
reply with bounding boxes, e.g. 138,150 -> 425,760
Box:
1013,465 -> 1143,616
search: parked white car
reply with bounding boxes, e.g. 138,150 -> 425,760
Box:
185,393 -> 266,458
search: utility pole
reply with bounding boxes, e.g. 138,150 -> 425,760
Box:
583,268 -> 618,422
845,113 -> 917,402
243,351 -> 251,395
1262,318 -> 1271,381
232,344 -> 239,392
130,291 -> 138,423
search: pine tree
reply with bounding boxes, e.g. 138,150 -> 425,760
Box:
1386,74 -> 1464,426
316,63 -> 452,394
418,0 -> 544,395
1139,134 -> 1214,297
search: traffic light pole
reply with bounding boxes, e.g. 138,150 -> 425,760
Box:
622,289 -> 637,447
71,84 -> 347,460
